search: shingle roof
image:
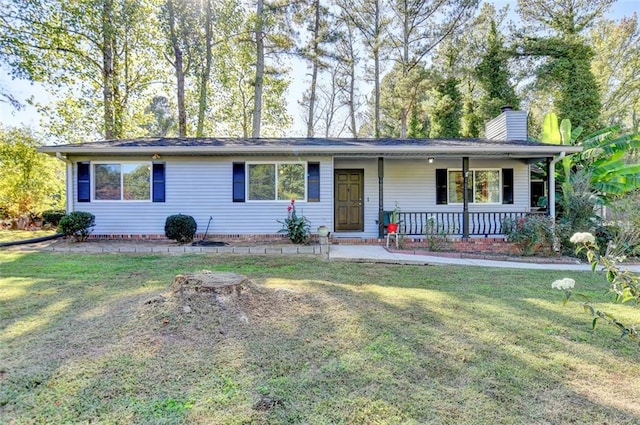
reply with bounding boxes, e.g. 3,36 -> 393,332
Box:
40,136 -> 581,159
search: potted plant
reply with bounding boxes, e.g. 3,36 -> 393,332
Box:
388,204 -> 400,234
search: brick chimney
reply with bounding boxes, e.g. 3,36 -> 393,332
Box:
485,107 -> 528,141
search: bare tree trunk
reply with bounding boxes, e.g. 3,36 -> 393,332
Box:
373,0 -> 380,138
399,0 -> 409,138
252,0 -> 264,138
196,0 -> 213,137
102,0 -> 115,139
112,28 -> 123,139
167,0 -> 187,137
306,0 -> 321,137
349,60 -> 357,137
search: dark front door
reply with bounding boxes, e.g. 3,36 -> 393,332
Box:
334,169 -> 364,231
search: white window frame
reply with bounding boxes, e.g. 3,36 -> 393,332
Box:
447,168 -> 502,205
246,161 -> 308,202
92,161 -> 152,202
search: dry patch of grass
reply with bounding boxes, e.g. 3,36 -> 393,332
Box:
1,251 -> 639,424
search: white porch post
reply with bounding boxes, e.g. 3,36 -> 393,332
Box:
56,152 -> 74,213
462,156 -> 469,238
549,152 -> 566,251
378,157 -> 384,238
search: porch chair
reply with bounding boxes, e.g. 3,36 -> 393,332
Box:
383,211 -> 399,249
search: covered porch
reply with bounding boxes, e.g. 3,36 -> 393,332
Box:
332,152 -> 568,240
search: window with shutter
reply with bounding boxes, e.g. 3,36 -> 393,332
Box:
152,163 -> 165,202
232,162 -> 246,202
77,162 -> 91,202
308,162 -> 320,202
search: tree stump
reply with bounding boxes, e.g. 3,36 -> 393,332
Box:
170,271 -> 250,300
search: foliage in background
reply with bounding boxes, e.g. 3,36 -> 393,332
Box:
590,15 -> 640,133
42,209 -> 67,228
164,214 -> 198,244
1,0 -> 638,141
515,0 -> 614,137
475,18 -> 520,123
428,76 -> 462,138
0,127 -> 65,224
605,191 -> 640,257
555,232 -> 639,343
58,211 -> 95,242
503,214 -> 555,256
277,199 -> 310,244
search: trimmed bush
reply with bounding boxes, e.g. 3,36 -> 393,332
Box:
165,214 -> 197,244
58,211 -> 95,242
42,209 -> 67,227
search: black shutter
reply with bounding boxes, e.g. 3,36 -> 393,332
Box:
436,169 -> 447,205
308,162 -> 320,202
502,168 -> 514,204
152,163 -> 166,202
77,162 -> 91,202
232,162 -> 245,202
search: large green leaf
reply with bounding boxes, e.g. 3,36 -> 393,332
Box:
541,112 -> 561,144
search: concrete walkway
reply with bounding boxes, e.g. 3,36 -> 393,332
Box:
329,244 -> 640,272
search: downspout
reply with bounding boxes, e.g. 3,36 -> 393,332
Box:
548,151 -> 565,220
56,152 -> 73,213
548,151 -> 566,251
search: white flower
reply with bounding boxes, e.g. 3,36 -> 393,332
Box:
569,232 -> 596,245
551,278 -> 576,291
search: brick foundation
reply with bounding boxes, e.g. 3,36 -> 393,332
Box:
87,233 -> 519,255
88,233 -> 316,244
332,235 -> 520,255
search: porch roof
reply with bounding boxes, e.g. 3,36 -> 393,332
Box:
40,137 -> 581,160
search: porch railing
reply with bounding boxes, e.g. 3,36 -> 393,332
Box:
387,211 -> 545,237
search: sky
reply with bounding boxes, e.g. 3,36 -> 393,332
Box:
1,0 -> 639,139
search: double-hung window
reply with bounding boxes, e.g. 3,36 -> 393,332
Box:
447,169 -> 501,204
94,163 -> 152,201
247,162 -> 306,201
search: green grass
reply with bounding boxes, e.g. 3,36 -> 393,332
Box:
1,251 -> 640,424
0,230 -> 57,243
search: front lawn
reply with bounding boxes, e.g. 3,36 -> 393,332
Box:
1,251 -> 639,424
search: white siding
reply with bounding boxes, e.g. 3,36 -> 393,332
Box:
70,154 -> 530,238
71,155 -> 333,236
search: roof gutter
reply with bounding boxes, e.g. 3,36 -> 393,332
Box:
41,145 -> 583,157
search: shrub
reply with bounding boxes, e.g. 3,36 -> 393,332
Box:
42,209 -> 67,227
502,214 -> 555,256
553,232 -> 640,342
557,170 -> 601,251
165,214 -> 197,244
58,211 -> 95,242
277,199 -> 310,244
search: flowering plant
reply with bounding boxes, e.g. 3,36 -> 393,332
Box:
553,232 -> 639,342
502,215 -> 555,255
278,199 -> 310,244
